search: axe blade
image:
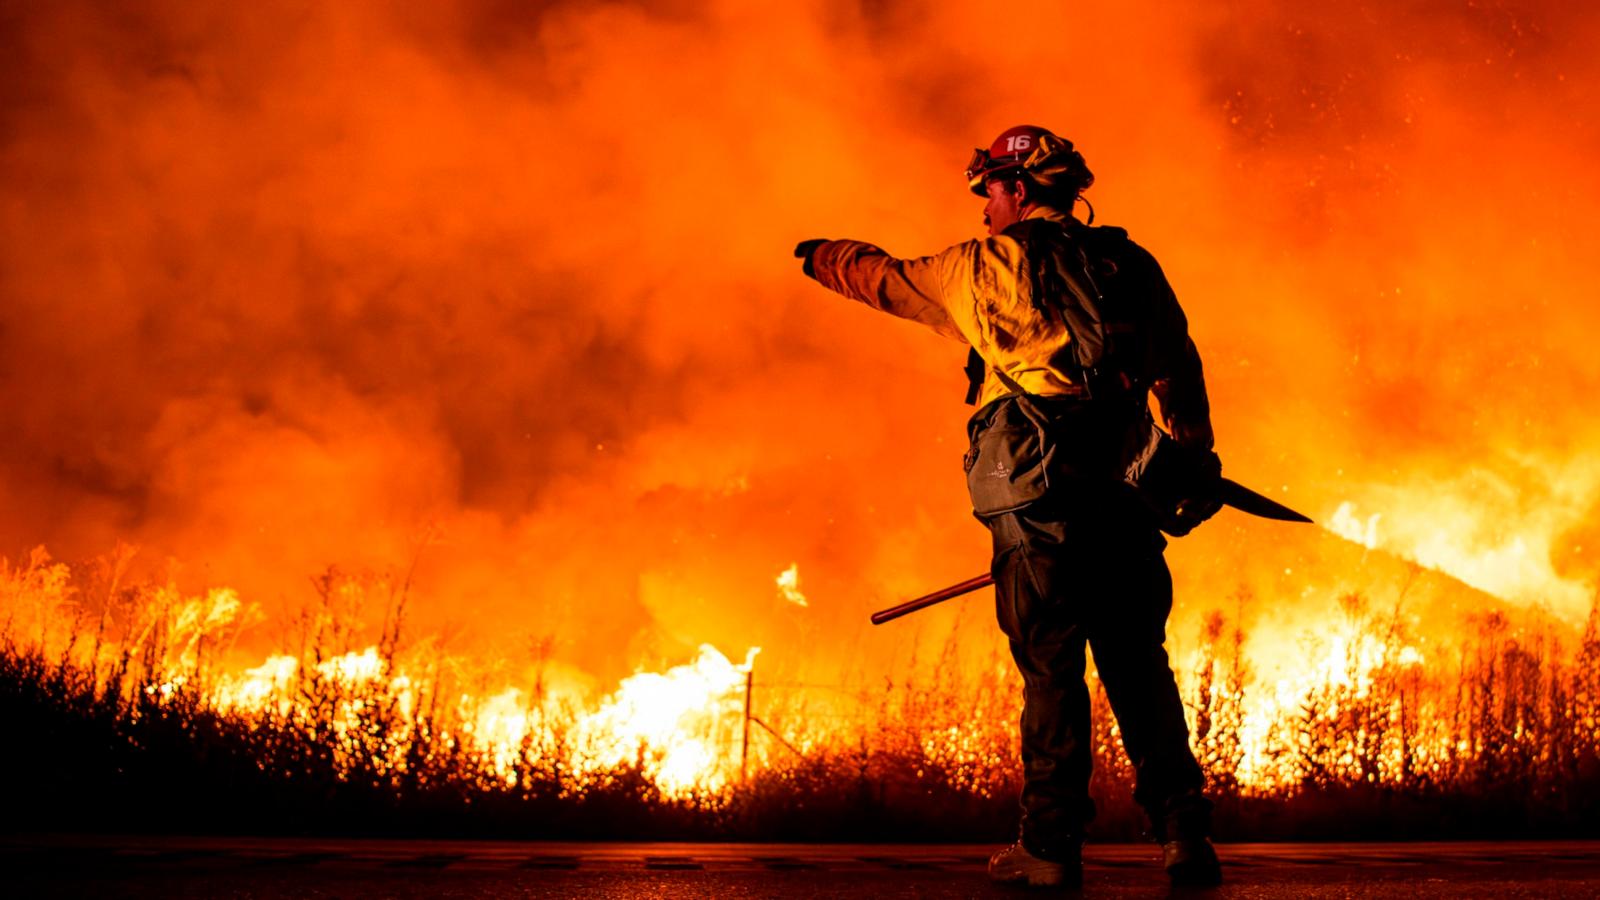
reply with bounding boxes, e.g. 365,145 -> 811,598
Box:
1219,478 -> 1312,523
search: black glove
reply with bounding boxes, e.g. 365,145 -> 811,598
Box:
1162,449 -> 1223,537
794,239 -> 828,279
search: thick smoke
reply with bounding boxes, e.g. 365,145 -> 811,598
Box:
2,1 -> 1597,685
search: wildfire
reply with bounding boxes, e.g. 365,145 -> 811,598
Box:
1329,501 -> 1382,550
214,654 -> 298,713
205,639 -> 762,797
1208,613 -> 1431,788
566,644 -> 758,794
2,540 -> 1599,839
8,545 -> 1594,803
2,0 -> 1599,845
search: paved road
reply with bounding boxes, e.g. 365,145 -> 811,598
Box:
7,835 -> 1600,898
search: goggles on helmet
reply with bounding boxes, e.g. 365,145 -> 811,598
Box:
964,147 -> 1027,195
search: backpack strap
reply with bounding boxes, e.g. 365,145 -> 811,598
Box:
964,219 -> 1139,405
963,347 -> 986,405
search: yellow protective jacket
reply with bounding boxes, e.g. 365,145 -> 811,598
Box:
810,205 -> 1212,446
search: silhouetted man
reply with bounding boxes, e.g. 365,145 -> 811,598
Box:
797,125 -> 1222,888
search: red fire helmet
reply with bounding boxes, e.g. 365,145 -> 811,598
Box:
964,124 -> 1061,197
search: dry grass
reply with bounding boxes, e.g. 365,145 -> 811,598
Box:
2,547 -> 1598,841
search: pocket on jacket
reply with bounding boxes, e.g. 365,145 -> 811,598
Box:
964,398 -> 1055,518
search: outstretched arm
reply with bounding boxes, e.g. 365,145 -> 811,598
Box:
798,239 -> 967,342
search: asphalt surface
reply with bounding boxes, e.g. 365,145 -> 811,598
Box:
7,835 -> 1600,898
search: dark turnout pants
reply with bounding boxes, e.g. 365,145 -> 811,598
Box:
985,479 -> 1209,857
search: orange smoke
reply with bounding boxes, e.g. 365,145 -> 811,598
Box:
1,0 -> 1598,704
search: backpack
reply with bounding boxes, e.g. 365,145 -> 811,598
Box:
963,219 -> 1177,404
960,220 -> 1216,531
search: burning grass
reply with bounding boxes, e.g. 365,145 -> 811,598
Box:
3,547 -> 1598,841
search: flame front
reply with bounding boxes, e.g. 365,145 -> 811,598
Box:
209,634 -> 761,798
566,644 -> 757,794
5,546 -> 1596,809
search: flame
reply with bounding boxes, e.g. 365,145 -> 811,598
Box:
319,646 -> 387,683
220,638 -> 761,796
3,548 -> 1597,810
1326,472 -> 1597,620
1328,502 -> 1382,550
775,563 -> 808,607
214,654 -> 298,713
1215,619 -> 1430,787
568,644 -> 757,793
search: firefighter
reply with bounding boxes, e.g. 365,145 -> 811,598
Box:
795,125 -> 1223,888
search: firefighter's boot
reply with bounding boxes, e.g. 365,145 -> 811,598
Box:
988,840 -> 1082,888
1162,837 -> 1222,887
